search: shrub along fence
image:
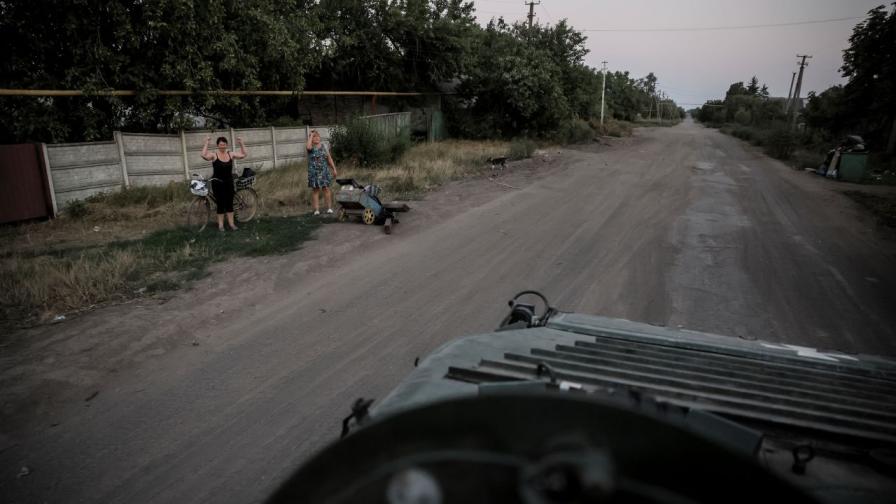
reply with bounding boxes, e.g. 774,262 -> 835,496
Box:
34,112 -> 411,214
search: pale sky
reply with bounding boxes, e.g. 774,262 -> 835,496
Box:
472,0 -> 886,107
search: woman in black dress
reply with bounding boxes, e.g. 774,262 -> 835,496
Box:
201,135 -> 247,231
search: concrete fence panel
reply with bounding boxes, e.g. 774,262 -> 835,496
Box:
275,127 -> 307,166
183,130 -> 221,179
36,118 -> 397,210
121,132 -> 184,187
46,141 -> 123,207
232,127 -> 274,171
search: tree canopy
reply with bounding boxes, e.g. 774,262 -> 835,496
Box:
1,0 -> 680,143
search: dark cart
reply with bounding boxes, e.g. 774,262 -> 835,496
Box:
334,178 -> 410,234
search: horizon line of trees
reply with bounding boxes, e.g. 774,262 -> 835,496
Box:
1,0 -> 681,144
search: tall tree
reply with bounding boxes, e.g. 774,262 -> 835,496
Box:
746,76 -> 760,96
307,0 -> 475,91
725,82 -> 747,98
840,3 -> 896,152
639,72 -> 657,95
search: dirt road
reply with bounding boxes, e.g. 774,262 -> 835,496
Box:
3,119 -> 896,503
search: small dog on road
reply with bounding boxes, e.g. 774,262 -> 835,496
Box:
488,156 -> 508,171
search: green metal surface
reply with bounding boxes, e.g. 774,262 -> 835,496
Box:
362,112 -> 411,142
429,110 -> 445,142
839,152 -> 868,182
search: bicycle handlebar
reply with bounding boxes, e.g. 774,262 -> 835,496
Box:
192,173 -> 238,184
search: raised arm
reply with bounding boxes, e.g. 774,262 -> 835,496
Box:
233,137 -> 247,159
200,136 -> 215,161
306,129 -> 315,151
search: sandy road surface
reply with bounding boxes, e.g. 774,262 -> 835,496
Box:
3,119 -> 895,503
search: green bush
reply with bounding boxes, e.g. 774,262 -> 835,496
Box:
508,138 -> 537,159
729,126 -> 768,146
734,108 -> 752,126
602,120 -> 633,137
66,199 -> 89,219
388,127 -> 412,162
764,128 -> 797,160
556,118 -> 594,144
791,149 -> 825,170
330,118 -> 410,167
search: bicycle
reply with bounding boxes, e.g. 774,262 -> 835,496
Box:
186,172 -> 259,232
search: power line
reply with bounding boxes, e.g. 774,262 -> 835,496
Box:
474,9 -> 520,16
656,85 -> 706,97
579,16 -> 861,33
539,2 -> 553,23
475,9 -> 519,14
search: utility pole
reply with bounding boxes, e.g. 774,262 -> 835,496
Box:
790,54 -> 812,130
600,61 -> 608,125
525,1 -> 540,28
784,71 -> 796,113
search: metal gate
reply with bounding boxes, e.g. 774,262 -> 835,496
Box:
0,144 -> 55,224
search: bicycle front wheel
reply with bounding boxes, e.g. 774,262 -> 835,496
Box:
235,188 -> 258,223
187,197 -> 211,232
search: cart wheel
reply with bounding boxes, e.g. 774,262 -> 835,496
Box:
384,217 -> 393,235
362,208 -> 376,225
337,208 -> 347,222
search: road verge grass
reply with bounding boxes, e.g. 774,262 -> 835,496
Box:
0,217 -> 320,328
843,191 -> 896,228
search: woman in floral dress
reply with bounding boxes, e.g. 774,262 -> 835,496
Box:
305,129 -> 338,215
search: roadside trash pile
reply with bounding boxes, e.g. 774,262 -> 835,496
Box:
815,135 -> 868,182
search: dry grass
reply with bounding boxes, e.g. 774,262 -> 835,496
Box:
258,139 -> 512,208
0,190 -> 188,257
0,140 -> 515,327
601,120 -> 635,137
1,249 -> 139,322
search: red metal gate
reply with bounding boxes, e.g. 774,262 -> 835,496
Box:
0,144 -> 54,224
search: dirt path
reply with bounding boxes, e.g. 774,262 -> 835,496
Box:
3,120 -> 895,503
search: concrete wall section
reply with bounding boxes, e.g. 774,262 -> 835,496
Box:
41,123 -> 358,208
183,130 -> 220,179
276,127 -> 308,166
232,127 -> 274,171
121,133 -> 184,187
47,141 -> 123,207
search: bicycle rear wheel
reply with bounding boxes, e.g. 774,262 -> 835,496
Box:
235,188 -> 258,223
187,197 -> 211,232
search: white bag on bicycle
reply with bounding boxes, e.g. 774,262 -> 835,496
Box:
190,180 -> 209,197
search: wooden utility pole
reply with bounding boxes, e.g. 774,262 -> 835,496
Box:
600,61 -> 608,125
784,71 -> 796,112
790,54 -> 812,130
525,1 -> 540,28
